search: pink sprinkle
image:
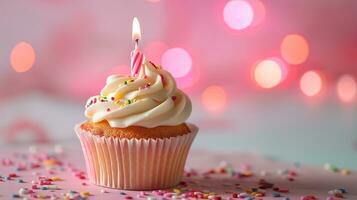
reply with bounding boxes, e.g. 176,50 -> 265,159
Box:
152,191 -> 164,196
171,96 -> 177,101
150,61 -> 158,69
2,159 -> 14,166
124,196 -> 133,199
160,74 -> 166,85
240,164 -> 251,171
9,173 -> 18,178
164,193 -> 173,198
279,188 -> 289,193
94,98 -> 97,103
39,180 -> 52,185
32,185 -> 38,189
289,170 -> 297,176
106,108 -> 111,112
111,97 -> 115,101
82,182 -> 87,186
139,191 -> 146,196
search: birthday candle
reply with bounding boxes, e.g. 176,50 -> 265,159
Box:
131,17 -> 145,77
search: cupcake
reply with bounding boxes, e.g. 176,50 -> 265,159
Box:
75,60 -> 197,190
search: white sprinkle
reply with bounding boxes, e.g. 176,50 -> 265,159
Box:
54,145 -> 63,154
28,146 -> 37,154
18,188 -> 28,196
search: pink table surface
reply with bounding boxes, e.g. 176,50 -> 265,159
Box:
0,145 -> 356,200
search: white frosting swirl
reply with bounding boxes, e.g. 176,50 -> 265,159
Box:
85,61 -> 192,128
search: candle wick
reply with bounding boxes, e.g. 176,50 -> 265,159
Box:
134,39 -> 139,50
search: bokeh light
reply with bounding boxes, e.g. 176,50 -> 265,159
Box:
10,42 -> 36,73
337,74 -> 356,103
254,59 -> 283,89
249,0 -> 266,27
161,48 -> 192,78
201,85 -> 228,113
223,0 -> 254,30
281,34 -> 309,65
144,41 -> 168,64
300,71 -> 323,97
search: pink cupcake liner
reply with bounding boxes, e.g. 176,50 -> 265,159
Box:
75,123 -> 197,190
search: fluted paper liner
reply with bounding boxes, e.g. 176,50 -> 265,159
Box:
75,123 -> 197,190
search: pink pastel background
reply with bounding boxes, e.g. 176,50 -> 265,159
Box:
1,0 -> 357,168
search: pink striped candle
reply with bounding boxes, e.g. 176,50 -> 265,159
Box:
130,49 -> 145,77
131,17 -> 145,77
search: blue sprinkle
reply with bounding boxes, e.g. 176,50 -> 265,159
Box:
272,192 -> 281,197
16,179 -> 24,183
282,198 -> 290,200
41,186 -> 48,190
338,188 -> 347,193
4,176 -> 11,180
120,192 -> 126,195
69,190 -> 77,194
12,194 -> 20,198
244,197 -> 253,200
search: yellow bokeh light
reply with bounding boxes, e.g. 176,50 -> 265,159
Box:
254,59 -> 283,89
300,71 -> 322,97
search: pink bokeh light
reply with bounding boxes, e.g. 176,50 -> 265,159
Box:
223,0 -> 254,30
161,48 -> 192,78
337,74 -> 356,103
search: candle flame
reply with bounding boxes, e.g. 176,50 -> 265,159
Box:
132,17 -> 141,42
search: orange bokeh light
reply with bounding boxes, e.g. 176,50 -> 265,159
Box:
10,42 -> 36,73
300,71 -> 323,97
254,59 -> 283,89
201,85 -> 228,113
337,74 -> 356,103
281,34 -> 309,65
